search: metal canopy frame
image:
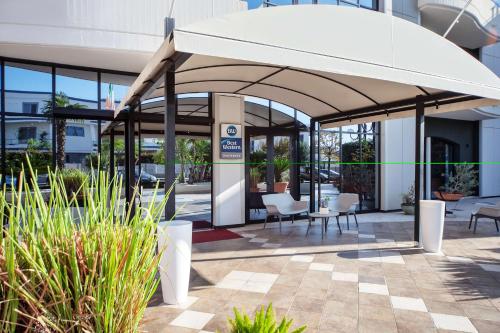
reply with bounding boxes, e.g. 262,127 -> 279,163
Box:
119,48 -> 485,245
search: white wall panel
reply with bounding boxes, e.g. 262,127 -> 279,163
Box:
479,119 -> 500,197
380,117 -> 415,210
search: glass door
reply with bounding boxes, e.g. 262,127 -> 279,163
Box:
245,127 -> 298,222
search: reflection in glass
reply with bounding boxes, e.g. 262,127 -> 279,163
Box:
5,115 -> 52,185
318,123 -> 378,211
274,136 -> 291,193
56,68 -> 98,109
5,63 -> 51,114
249,135 -> 267,192
100,73 -> 136,111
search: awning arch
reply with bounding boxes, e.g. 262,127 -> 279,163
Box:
117,5 -> 500,121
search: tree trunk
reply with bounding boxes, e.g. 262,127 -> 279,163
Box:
56,118 -> 66,169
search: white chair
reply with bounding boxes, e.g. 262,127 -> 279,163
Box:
332,193 -> 359,230
469,201 -> 500,233
261,193 -> 308,231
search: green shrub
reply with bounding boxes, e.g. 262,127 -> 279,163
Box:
228,304 -> 306,333
0,160 -> 169,332
59,168 -> 88,198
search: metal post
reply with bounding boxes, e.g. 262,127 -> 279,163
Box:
414,95 -> 425,245
208,93 -> 214,227
317,123 -> 321,210
266,133 -> 274,193
97,72 -> 102,159
164,68 -> 176,220
125,112 -> 136,215
109,128 -> 115,181
51,66 -> 57,170
309,119 -> 316,212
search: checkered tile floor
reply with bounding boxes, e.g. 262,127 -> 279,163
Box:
141,217 -> 500,332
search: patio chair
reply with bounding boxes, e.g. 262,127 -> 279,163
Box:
332,193 -> 359,230
262,193 -> 308,231
469,201 -> 500,233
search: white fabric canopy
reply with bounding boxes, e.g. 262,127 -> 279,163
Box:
116,5 -> 500,121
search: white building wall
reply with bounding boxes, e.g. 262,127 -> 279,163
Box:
392,0 -> 420,23
479,119 -> 500,197
380,118 -> 415,210
0,0 -> 247,72
480,42 -> 500,197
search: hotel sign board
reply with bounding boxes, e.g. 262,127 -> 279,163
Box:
220,124 -> 242,159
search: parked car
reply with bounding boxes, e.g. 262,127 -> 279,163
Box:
320,169 -> 340,179
299,167 -> 329,182
117,170 -> 159,188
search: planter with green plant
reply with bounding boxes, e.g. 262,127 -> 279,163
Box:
250,167 -> 261,192
401,184 -> 415,215
274,157 -> 290,193
0,159 -> 169,332
434,164 -> 478,201
227,304 -> 306,333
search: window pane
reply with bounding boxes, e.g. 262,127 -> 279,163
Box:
6,115 -> 53,183
317,0 -> 339,4
100,73 -> 136,111
359,0 -> 375,8
56,68 -> 98,109
63,121 -> 97,169
5,62 -> 52,114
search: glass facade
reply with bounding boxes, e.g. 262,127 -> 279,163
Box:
0,58 -> 137,182
318,123 -> 379,211
257,0 -> 377,10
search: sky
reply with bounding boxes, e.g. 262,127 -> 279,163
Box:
3,66 -> 129,102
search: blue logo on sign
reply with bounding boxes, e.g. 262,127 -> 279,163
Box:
226,125 -> 237,137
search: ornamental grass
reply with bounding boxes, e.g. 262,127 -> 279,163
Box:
0,161 -> 169,332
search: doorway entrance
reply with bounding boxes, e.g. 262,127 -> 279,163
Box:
245,127 -> 298,222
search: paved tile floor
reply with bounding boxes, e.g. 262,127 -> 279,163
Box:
141,211 -> 500,333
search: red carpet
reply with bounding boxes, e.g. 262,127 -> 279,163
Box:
192,229 -> 242,244
193,220 -> 212,230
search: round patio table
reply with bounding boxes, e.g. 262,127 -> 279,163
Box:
307,211 -> 341,239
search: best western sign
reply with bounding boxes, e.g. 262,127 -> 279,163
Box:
220,124 -> 242,159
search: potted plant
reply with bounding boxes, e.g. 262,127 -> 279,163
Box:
320,196 -> 331,214
274,157 -> 290,193
249,167 -> 261,192
401,184 -> 415,215
433,164 -> 478,201
228,304 -> 306,333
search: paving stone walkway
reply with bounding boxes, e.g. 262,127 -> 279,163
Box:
141,215 -> 500,333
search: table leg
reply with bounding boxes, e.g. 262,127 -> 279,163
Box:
306,215 -> 312,236
321,218 -> 324,239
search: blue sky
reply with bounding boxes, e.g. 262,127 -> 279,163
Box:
4,66 -> 129,102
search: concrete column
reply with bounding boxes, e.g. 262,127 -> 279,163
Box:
212,94 -> 245,227
379,0 -> 392,15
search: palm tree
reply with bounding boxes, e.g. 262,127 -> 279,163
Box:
43,92 -> 86,169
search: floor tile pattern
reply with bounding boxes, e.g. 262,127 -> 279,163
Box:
141,215 -> 500,332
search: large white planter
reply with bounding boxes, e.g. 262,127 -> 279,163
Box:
157,220 -> 192,305
420,200 -> 445,253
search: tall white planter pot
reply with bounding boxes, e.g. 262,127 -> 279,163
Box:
420,200 -> 445,253
157,220 -> 192,305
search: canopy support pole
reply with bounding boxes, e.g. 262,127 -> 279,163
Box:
125,111 -> 136,217
164,67 -> 176,220
109,128 -> 115,181
414,95 -> 425,245
309,119 -> 316,213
